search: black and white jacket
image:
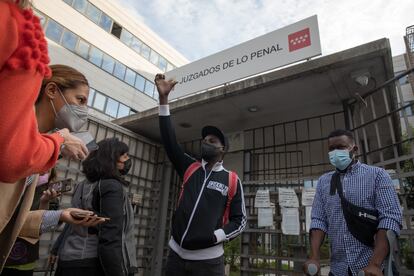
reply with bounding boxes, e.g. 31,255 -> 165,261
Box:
159,105 -> 246,260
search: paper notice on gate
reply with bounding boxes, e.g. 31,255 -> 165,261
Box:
255,189 -> 271,208
305,206 -> 312,233
258,207 -> 274,227
278,188 -> 299,207
281,208 -> 300,235
302,188 -> 316,206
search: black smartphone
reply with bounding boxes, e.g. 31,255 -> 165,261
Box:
48,178 -> 73,193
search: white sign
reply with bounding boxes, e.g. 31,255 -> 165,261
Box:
306,206 -> 312,233
302,188 -> 316,206
255,189 -> 271,208
281,208 -> 300,235
166,15 -> 321,99
278,188 -> 299,208
258,208 -> 274,227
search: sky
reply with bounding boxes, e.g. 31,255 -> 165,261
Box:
115,0 -> 414,62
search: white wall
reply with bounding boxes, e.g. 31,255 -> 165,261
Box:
393,54 -> 407,72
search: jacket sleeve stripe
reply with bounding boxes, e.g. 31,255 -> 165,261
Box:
225,179 -> 247,239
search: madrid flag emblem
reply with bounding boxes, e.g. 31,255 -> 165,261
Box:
288,28 -> 311,52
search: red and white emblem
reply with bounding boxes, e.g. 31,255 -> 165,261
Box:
288,28 -> 311,52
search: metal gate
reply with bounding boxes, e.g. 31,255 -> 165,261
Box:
240,69 -> 414,275
241,111 -> 345,275
34,116 -> 169,276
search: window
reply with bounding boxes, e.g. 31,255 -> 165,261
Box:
93,92 -> 106,111
45,20 -> 64,43
120,29 -> 133,46
117,104 -> 130,118
141,43 -> 150,59
88,46 -> 103,67
158,56 -> 167,72
111,22 -> 122,39
61,30 -> 78,51
402,102 -> 414,116
124,68 -> 136,86
129,109 -> 137,116
149,50 -> 159,66
87,88 -> 135,119
76,39 -> 90,59
130,37 -> 142,53
99,12 -> 113,32
63,0 -> 74,5
85,3 -> 101,24
87,88 -> 95,106
113,61 -> 126,80
105,98 -> 119,117
101,54 -> 115,74
58,2 -> 177,77
134,74 -> 145,91
167,62 -> 175,72
153,91 -> 159,101
144,81 -> 155,97
73,0 -> 87,13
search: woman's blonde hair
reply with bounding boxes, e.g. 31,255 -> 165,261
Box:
36,64 -> 89,104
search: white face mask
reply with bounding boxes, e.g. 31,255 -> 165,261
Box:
50,88 -> 88,132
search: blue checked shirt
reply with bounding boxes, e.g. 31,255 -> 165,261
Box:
310,162 -> 402,276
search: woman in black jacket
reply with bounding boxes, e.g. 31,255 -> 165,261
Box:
52,138 -> 137,276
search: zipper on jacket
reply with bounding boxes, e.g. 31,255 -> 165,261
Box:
179,166 -> 213,247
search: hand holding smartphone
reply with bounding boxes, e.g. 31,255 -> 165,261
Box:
70,210 -> 110,221
48,178 -> 73,193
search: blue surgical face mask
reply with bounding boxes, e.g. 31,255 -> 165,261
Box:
329,148 -> 353,171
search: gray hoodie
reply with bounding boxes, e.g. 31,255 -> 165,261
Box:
53,179 -> 137,275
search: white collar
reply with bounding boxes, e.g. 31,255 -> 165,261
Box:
201,159 -> 224,172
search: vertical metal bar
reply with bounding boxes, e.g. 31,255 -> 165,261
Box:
283,123 -> 287,181
382,87 -> 402,173
151,163 -> 172,276
347,101 -> 364,162
358,103 -> 372,164
273,126 -> 277,180
252,129 -> 256,180
262,127 -> 265,180
307,118 -> 313,178
369,96 -> 385,163
343,100 -> 351,130
319,116 -> 325,170
396,80 -> 414,138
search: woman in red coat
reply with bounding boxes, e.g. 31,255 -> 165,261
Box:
0,0 -> 88,183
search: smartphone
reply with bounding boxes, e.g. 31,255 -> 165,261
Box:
48,178 -> 73,193
71,131 -> 99,151
70,211 -> 110,221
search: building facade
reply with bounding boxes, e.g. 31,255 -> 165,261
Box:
393,53 -> 414,134
32,0 -> 188,121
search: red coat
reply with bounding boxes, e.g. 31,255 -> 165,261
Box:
0,2 -> 64,183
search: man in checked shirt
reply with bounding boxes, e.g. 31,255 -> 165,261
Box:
304,129 -> 402,276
